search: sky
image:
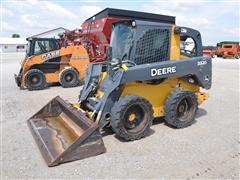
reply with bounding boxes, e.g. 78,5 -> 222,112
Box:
1,0 -> 239,45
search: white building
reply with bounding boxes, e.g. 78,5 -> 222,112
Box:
0,38 -> 28,53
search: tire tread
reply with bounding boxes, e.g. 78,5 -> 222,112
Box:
110,95 -> 153,141
24,69 -> 46,91
59,68 -> 79,88
164,91 -> 198,128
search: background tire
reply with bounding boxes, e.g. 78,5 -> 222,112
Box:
110,95 -> 153,141
59,68 -> 79,88
24,69 -> 46,90
164,91 -> 198,128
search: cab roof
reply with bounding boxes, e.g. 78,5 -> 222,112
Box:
84,8 -> 175,24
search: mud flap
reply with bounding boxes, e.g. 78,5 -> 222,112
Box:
27,96 -> 106,167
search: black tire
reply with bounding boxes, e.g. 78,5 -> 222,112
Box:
164,91 -> 198,128
24,69 -> 46,90
59,68 -> 79,88
110,95 -> 154,141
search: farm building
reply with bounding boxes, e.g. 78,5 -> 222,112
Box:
0,38 -> 28,53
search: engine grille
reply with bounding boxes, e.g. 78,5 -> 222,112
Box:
135,29 -> 170,65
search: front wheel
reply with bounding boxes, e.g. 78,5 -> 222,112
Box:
164,91 -> 198,128
24,69 -> 46,90
110,95 -> 153,141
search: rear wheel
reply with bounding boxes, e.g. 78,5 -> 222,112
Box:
110,95 -> 153,141
164,91 -> 198,128
24,69 -> 46,90
59,68 -> 79,88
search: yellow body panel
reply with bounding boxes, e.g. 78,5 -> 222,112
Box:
180,54 -> 190,59
196,92 -> 209,105
19,45 -> 89,88
170,25 -> 180,61
121,79 -> 200,118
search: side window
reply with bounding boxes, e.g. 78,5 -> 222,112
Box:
34,41 -> 42,55
180,37 -> 196,56
135,29 -> 170,65
54,40 -> 60,50
34,40 -> 55,55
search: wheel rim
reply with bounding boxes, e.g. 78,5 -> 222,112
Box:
123,104 -> 148,133
177,97 -> 194,122
31,77 -> 39,83
65,72 -> 74,82
29,74 -> 42,86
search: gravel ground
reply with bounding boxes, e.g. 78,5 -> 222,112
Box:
1,53 -> 239,179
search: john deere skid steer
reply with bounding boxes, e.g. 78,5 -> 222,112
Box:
27,10 -> 212,166
15,37 -> 89,90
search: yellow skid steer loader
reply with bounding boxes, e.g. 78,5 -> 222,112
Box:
27,10 -> 212,166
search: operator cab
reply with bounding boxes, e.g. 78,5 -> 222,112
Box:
109,20 -> 172,67
109,20 -> 203,67
26,37 -> 60,57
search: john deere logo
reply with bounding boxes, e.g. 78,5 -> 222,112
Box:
42,51 -> 60,60
151,66 -> 177,77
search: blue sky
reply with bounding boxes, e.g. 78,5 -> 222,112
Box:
1,0 -> 239,45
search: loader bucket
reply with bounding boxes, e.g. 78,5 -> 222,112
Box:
27,96 -> 106,167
